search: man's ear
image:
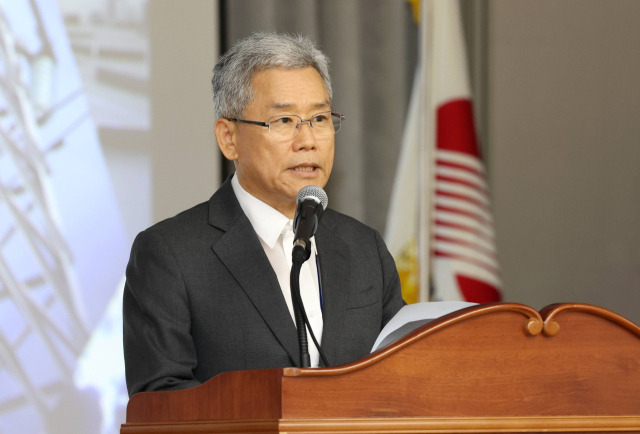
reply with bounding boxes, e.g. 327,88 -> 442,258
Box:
214,118 -> 238,160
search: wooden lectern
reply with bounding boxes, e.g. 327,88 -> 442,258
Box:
121,303 -> 640,433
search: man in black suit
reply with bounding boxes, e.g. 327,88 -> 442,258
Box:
123,33 -> 404,397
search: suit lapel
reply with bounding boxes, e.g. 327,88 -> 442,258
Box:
315,214 -> 349,366
208,179 -> 300,366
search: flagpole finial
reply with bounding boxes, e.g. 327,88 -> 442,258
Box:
407,0 -> 421,24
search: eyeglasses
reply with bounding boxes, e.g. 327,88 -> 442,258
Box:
226,111 -> 344,140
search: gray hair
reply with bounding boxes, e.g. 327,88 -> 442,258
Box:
212,32 -> 332,119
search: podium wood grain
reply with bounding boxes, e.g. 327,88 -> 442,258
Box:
122,303 -> 640,433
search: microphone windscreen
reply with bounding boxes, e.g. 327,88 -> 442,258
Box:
296,185 -> 328,210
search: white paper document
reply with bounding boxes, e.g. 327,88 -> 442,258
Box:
371,301 -> 477,352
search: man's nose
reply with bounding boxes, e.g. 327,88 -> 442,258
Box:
293,121 -> 317,149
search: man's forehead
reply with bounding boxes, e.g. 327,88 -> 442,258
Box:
250,67 -> 327,90
247,68 -> 330,113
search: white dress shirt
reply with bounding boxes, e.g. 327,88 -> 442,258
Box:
231,175 -> 323,367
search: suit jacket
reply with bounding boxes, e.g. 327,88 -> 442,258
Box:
123,177 -> 404,396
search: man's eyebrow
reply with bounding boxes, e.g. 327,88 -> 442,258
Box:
271,102 -> 295,110
270,100 -> 331,111
312,101 -> 331,109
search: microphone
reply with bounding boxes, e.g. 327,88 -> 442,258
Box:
290,185 -> 330,368
292,185 -> 328,264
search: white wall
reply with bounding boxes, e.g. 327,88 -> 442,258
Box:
149,1 -> 220,223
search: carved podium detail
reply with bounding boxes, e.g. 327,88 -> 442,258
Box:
122,303 -> 640,433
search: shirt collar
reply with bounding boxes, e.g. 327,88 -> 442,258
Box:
232,175 -> 289,249
231,175 -> 317,254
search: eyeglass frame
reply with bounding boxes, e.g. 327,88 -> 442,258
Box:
224,111 -> 345,138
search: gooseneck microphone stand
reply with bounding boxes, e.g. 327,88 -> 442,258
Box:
290,241 -> 328,368
290,258 -> 311,368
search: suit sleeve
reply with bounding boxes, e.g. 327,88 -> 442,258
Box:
123,229 -> 201,396
374,230 -> 406,327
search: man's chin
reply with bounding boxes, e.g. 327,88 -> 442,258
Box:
294,175 -> 328,190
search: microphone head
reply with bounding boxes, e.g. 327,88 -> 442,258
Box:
296,185 -> 328,210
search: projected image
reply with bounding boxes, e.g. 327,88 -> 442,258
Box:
0,0 -> 147,432
60,0 -> 149,131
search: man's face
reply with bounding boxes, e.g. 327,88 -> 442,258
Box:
230,67 -> 335,217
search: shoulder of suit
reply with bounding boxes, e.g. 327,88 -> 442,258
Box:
140,200 -> 210,238
322,208 -> 379,236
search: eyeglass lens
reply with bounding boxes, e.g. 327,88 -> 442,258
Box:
268,112 -> 341,138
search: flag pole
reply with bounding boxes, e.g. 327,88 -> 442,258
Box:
419,0 -> 436,302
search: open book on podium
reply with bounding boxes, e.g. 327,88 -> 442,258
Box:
122,302 -> 640,433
